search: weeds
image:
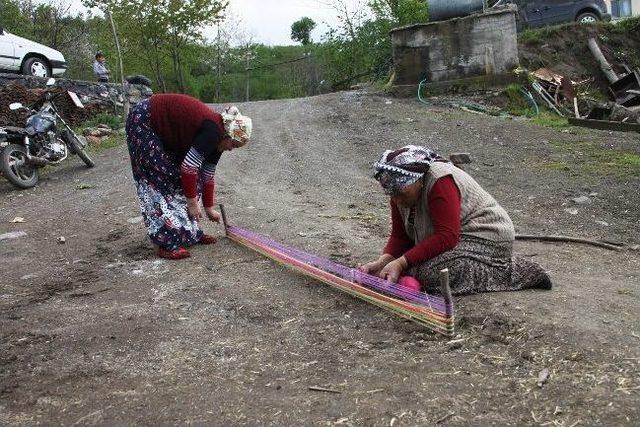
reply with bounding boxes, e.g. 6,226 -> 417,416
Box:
87,134 -> 125,152
531,112 -> 569,128
82,113 -> 124,130
544,140 -> 640,176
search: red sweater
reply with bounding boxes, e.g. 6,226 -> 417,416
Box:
150,94 -> 225,207
384,176 -> 462,266
150,94 -> 225,157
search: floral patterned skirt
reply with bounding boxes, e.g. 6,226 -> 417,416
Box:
125,99 -> 203,250
411,235 -> 551,295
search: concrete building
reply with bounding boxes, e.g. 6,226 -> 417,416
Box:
390,7 -> 519,90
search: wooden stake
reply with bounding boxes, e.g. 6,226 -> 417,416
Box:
439,268 -> 453,317
219,204 -> 229,235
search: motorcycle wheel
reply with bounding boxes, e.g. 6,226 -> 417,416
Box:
0,144 -> 39,189
63,131 -> 95,168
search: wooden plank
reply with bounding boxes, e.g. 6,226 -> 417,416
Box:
568,117 -> 640,133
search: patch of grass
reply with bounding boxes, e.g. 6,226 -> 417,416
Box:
607,16 -> 640,34
531,112 -> 569,128
543,140 -> 640,177
543,161 -> 571,171
519,29 -> 544,45
87,134 -> 125,152
83,112 -> 124,130
503,84 -> 537,117
518,24 -> 566,45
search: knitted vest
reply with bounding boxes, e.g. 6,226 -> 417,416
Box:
399,162 -> 515,244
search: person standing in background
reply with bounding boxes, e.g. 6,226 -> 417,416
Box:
93,51 -> 110,83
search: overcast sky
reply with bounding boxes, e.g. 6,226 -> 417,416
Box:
69,0 -> 366,46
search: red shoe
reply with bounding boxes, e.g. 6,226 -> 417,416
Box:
157,247 -> 191,260
198,234 -> 217,245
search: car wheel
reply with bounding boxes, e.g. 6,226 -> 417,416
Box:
21,57 -> 50,78
576,12 -> 599,24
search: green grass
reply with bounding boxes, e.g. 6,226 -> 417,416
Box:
518,29 -> 545,45
87,134 -> 125,152
531,112 -> 570,128
518,24 -> 566,45
543,140 -> 640,177
82,112 -> 125,130
503,83 -> 539,117
606,15 -> 640,34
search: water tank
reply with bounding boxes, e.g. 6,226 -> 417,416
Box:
428,0 -> 491,22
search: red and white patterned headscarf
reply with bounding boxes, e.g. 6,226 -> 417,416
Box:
374,145 -> 444,195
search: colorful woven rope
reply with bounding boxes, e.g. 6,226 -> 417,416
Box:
221,206 -> 455,336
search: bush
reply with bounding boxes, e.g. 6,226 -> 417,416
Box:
83,112 -> 124,130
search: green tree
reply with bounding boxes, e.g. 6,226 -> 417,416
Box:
368,0 -> 429,26
291,17 -> 316,46
0,0 -> 32,36
82,0 -> 228,94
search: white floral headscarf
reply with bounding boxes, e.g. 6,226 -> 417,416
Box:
221,106 -> 252,145
374,145 -> 444,195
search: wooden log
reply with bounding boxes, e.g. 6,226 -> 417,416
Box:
588,38 -> 618,84
567,117 -> 640,133
515,234 -> 623,251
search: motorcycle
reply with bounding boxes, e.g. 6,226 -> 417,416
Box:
0,78 -> 94,189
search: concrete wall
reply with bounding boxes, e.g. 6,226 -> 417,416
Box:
390,7 -> 519,85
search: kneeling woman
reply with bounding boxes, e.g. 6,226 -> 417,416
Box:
125,94 -> 252,259
360,145 -> 551,295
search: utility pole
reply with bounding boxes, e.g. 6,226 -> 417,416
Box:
216,21 -> 221,101
105,8 -> 128,117
245,45 -> 250,102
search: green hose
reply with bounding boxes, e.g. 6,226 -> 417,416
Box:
417,78 -> 430,105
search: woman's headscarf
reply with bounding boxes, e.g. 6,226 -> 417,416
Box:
373,145 -> 444,195
221,106 -> 252,145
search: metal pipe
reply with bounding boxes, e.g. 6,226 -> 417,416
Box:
428,0 -> 486,21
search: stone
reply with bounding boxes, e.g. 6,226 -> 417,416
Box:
57,236 -> 66,244
449,153 -> 472,165
127,216 -> 144,224
86,135 -> 102,146
571,196 -> 591,205
595,220 -> 609,227
564,208 -> 579,215
0,231 -> 27,241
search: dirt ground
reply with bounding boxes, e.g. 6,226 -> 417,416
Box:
1,90 -> 639,426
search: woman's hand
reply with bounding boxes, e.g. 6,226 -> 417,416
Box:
186,198 -> 202,221
205,207 -> 222,223
358,254 -> 394,276
379,256 -> 408,283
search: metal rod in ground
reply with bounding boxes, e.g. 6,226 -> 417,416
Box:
439,268 -> 453,317
219,204 -> 229,234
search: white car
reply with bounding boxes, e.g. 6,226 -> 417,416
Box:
0,27 -> 67,78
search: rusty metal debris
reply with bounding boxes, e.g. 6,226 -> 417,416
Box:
523,38 -> 640,129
